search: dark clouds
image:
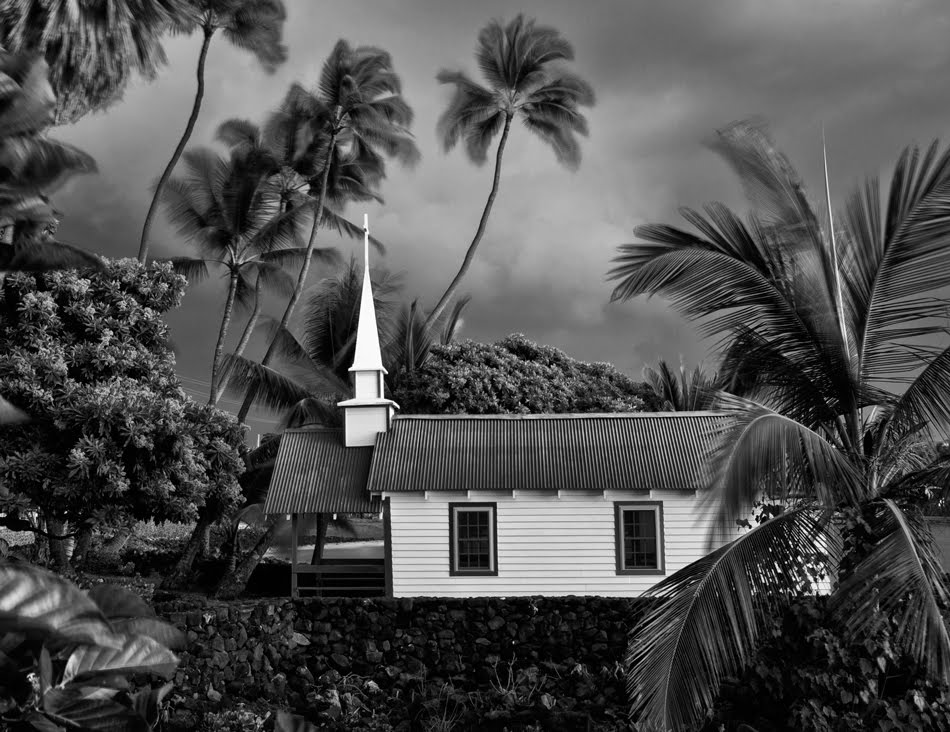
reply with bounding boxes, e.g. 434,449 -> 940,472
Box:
50,0 -> 950,435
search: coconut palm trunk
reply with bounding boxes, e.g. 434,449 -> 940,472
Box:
214,518 -> 280,598
208,269 -> 241,403
212,273 -> 264,405
138,26 -> 215,263
236,129 -> 338,423
424,115 -> 511,330
163,514 -> 213,588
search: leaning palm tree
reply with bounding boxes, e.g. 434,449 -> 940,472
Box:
206,116 -> 381,404
233,40 -> 419,423
138,0 -> 287,262
423,14 -> 594,330
161,144 -> 338,403
609,120 -> 950,731
0,0 -> 189,123
643,359 -> 720,412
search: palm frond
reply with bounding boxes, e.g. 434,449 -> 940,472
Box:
218,352 -> 312,415
707,393 -> 866,532
0,238 -> 103,273
847,141 -> 950,382
278,396 -> 344,430
220,0 -> 288,73
831,499 -> 950,682
163,256 -> 211,285
886,341 -> 950,437
216,118 -> 261,151
441,295 -> 470,344
627,506 -> 838,732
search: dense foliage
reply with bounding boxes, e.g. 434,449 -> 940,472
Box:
392,334 -> 658,414
0,259 -> 246,537
706,596 -> 950,731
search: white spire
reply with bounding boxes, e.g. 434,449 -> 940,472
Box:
337,214 -> 397,447
350,213 -> 387,374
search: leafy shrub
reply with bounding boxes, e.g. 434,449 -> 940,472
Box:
704,596 -> 950,731
0,561 -> 183,731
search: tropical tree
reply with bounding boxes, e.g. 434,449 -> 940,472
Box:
204,112 -> 386,404
643,359 -> 720,412
137,0 -> 288,262
161,128 -> 349,404
0,260 -> 246,571
394,334 -> 656,414
423,14 -> 594,330
608,120 -> 950,730
233,39 -> 420,424
0,0 -> 189,124
0,50 -> 100,269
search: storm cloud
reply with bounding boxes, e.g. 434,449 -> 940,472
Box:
52,0 -> 950,436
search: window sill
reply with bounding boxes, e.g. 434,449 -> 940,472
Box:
616,568 -> 665,576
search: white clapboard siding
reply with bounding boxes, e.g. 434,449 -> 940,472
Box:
386,489 -> 737,598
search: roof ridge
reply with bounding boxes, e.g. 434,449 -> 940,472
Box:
282,426 -> 344,433
394,411 -> 727,421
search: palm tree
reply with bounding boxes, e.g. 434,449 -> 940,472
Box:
224,258 -> 404,428
0,51 -> 100,269
161,143 -> 338,403
204,116 -> 380,404
233,40 -> 419,423
642,359 -> 720,412
608,120 -> 950,730
423,14 -> 594,330
137,0 -> 287,263
0,0 -> 189,124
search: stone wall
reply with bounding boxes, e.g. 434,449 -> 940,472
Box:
159,596 -> 650,730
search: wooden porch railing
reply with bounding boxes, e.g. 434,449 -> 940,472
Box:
292,558 -> 385,598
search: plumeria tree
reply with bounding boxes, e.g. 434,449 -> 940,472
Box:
0,259 -> 246,569
393,334 -> 657,414
609,120 -> 950,731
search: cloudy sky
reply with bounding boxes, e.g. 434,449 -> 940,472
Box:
53,0 -> 950,437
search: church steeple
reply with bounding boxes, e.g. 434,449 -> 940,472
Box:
350,213 -> 386,388
337,214 -> 398,446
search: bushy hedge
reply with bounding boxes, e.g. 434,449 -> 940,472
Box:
705,596 -> 950,731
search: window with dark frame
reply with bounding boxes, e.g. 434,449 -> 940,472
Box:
449,503 -> 497,576
615,502 -> 664,574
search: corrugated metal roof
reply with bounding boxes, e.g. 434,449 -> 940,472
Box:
264,428 -> 380,515
368,413 -> 726,494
